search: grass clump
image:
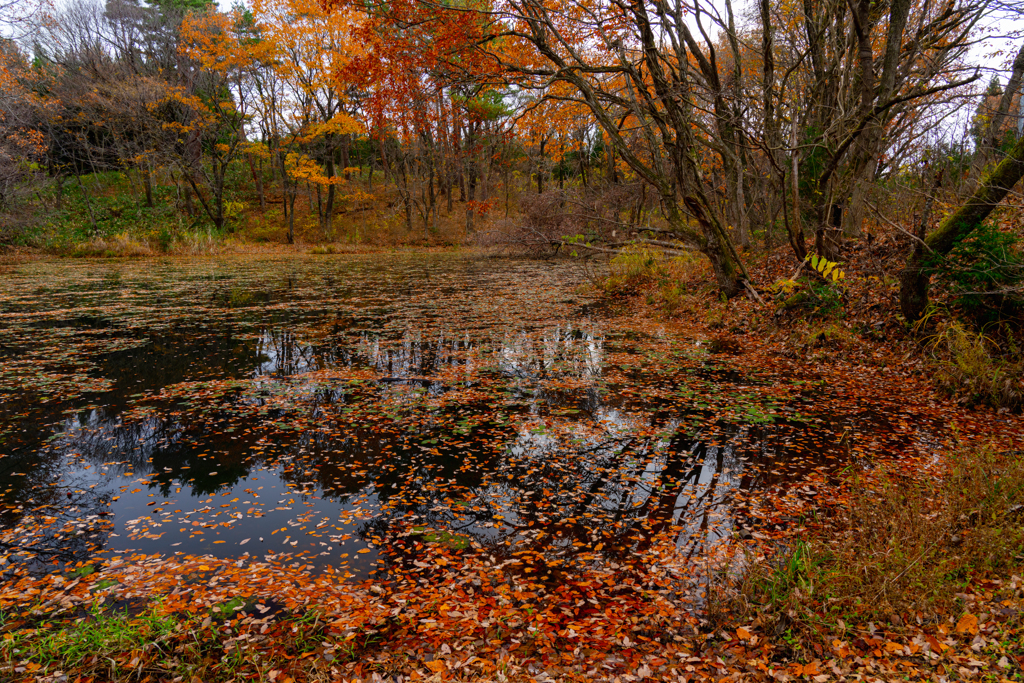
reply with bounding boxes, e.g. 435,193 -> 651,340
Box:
603,245 -> 707,316
2,602 -> 183,679
927,320 -> 1023,409
735,444 -> 1024,641
0,600 -> 345,681
70,232 -> 155,258
168,229 -> 225,256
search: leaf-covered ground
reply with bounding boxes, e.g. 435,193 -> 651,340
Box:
0,252 -> 1021,681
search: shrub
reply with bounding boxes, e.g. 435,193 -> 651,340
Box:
927,320 -> 1023,409
70,233 -> 154,258
927,221 -> 1024,322
772,254 -> 847,318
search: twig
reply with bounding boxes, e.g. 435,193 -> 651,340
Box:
743,279 -> 766,305
866,201 -> 934,253
788,258 -> 809,281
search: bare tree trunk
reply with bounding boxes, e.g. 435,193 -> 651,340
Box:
788,116 -> 806,258
141,163 -> 154,208
287,192 -> 296,244
537,135 -> 546,194
986,42 -> 1024,153
183,180 -> 195,217
323,145 -> 336,237
247,153 -> 265,210
401,153 -> 413,232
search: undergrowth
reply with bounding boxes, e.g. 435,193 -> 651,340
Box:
1,602 -> 184,679
603,245 -> 708,314
729,444 -> 1024,648
927,320 -> 1024,409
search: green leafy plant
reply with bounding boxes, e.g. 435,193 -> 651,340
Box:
772,253 -> 847,316
224,201 -> 247,221
926,320 -> 1023,409
806,254 -> 845,282
926,221 -> 1023,322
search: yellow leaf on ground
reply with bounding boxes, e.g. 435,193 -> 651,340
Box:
736,627 -> 751,640
956,613 -> 979,635
425,660 -> 446,673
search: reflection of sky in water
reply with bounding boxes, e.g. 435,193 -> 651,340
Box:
0,254 -> 952,581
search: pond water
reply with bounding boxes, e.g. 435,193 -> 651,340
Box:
0,254 -> 948,584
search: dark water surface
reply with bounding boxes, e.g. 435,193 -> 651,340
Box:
0,254 -> 943,581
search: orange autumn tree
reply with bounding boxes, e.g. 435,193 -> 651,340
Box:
0,41 -> 48,221
336,0 -> 751,295
333,0 -> 512,234
178,8 -> 257,230
250,0 -> 365,238
180,0 -> 364,240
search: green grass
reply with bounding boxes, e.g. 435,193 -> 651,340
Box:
0,598 -> 345,682
1,602 -> 183,678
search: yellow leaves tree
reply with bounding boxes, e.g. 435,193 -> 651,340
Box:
249,0 -> 366,238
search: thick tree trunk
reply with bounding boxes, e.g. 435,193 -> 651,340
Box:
677,196 -> 748,298
844,155 -> 875,237
900,132 -> 1024,320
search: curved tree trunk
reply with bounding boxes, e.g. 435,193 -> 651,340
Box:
900,132 -> 1024,320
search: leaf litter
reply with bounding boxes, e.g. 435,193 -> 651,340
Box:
0,253 -> 1022,681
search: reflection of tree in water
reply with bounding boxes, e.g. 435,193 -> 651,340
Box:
44,404 -> 262,497
0,487 -> 113,580
254,328 -> 320,377
347,404 -> 850,586
0,415 -> 100,579
341,413 -> 737,578
250,319 -> 602,387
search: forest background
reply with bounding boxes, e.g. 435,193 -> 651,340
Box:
0,0 -> 1023,319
